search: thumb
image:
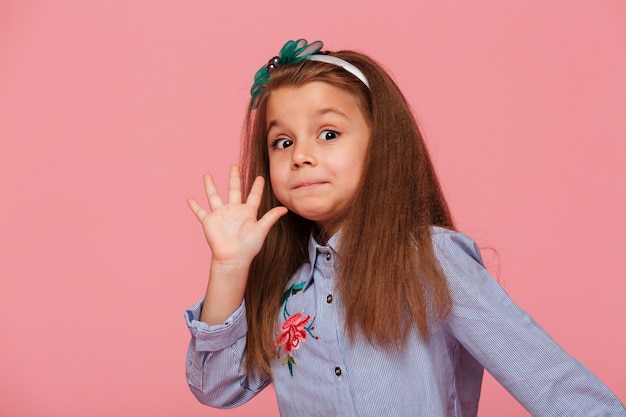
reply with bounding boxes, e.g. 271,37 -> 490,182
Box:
257,206 -> 289,234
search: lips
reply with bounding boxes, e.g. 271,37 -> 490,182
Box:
293,181 -> 328,190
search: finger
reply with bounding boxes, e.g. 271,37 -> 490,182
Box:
187,198 -> 209,222
245,176 -> 265,208
257,206 -> 288,234
203,174 -> 224,210
228,165 -> 242,204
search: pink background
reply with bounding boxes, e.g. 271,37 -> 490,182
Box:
1,1 -> 624,416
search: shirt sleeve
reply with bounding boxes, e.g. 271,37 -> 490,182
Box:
184,298 -> 271,408
433,229 -> 626,416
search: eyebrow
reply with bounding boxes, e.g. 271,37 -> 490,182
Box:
266,107 -> 349,131
316,107 -> 349,119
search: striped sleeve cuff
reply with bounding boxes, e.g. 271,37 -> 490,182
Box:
185,298 -> 248,351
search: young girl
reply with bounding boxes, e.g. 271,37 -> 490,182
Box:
185,39 -> 625,416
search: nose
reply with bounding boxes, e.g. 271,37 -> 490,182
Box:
291,139 -> 316,169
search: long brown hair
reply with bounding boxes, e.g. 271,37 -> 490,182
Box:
240,50 -> 454,377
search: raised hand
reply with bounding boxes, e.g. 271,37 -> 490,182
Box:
188,165 -> 287,325
188,165 -> 288,265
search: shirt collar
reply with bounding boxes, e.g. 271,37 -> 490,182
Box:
303,230 -> 341,290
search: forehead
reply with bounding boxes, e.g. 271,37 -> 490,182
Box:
265,81 -> 368,125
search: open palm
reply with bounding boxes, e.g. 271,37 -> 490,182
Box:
188,165 -> 287,265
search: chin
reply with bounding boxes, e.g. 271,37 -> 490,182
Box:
291,209 -> 332,224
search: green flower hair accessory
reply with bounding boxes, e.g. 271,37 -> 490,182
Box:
250,39 -> 323,108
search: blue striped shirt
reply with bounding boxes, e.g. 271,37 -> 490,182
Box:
185,228 -> 625,416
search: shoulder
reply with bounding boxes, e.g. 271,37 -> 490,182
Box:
429,227 -> 503,302
429,226 -> 484,267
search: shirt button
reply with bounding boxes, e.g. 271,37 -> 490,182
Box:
334,367 -> 342,377
325,253 -> 331,261
326,294 -> 333,304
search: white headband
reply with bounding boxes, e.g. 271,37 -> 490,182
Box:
250,40 -> 371,109
306,54 -> 370,89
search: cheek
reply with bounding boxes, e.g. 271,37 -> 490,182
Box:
341,152 -> 367,182
268,163 -> 285,199
268,153 -> 292,181
345,153 -> 368,195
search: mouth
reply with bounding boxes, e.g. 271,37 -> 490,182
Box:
293,181 -> 328,190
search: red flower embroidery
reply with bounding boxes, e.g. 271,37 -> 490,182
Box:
275,312 -> 311,353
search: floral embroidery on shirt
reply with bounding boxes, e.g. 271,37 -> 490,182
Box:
275,280 -> 318,376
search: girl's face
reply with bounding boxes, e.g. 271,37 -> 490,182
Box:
266,81 -> 371,235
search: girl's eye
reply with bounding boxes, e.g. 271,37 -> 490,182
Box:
271,138 -> 293,149
318,130 -> 339,140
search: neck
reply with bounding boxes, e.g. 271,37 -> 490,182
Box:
314,221 -> 341,244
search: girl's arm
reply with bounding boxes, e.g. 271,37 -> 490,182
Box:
185,165 -> 287,407
185,299 -> 270,408
187,165 -> 287,324
434,229 -> 625,416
